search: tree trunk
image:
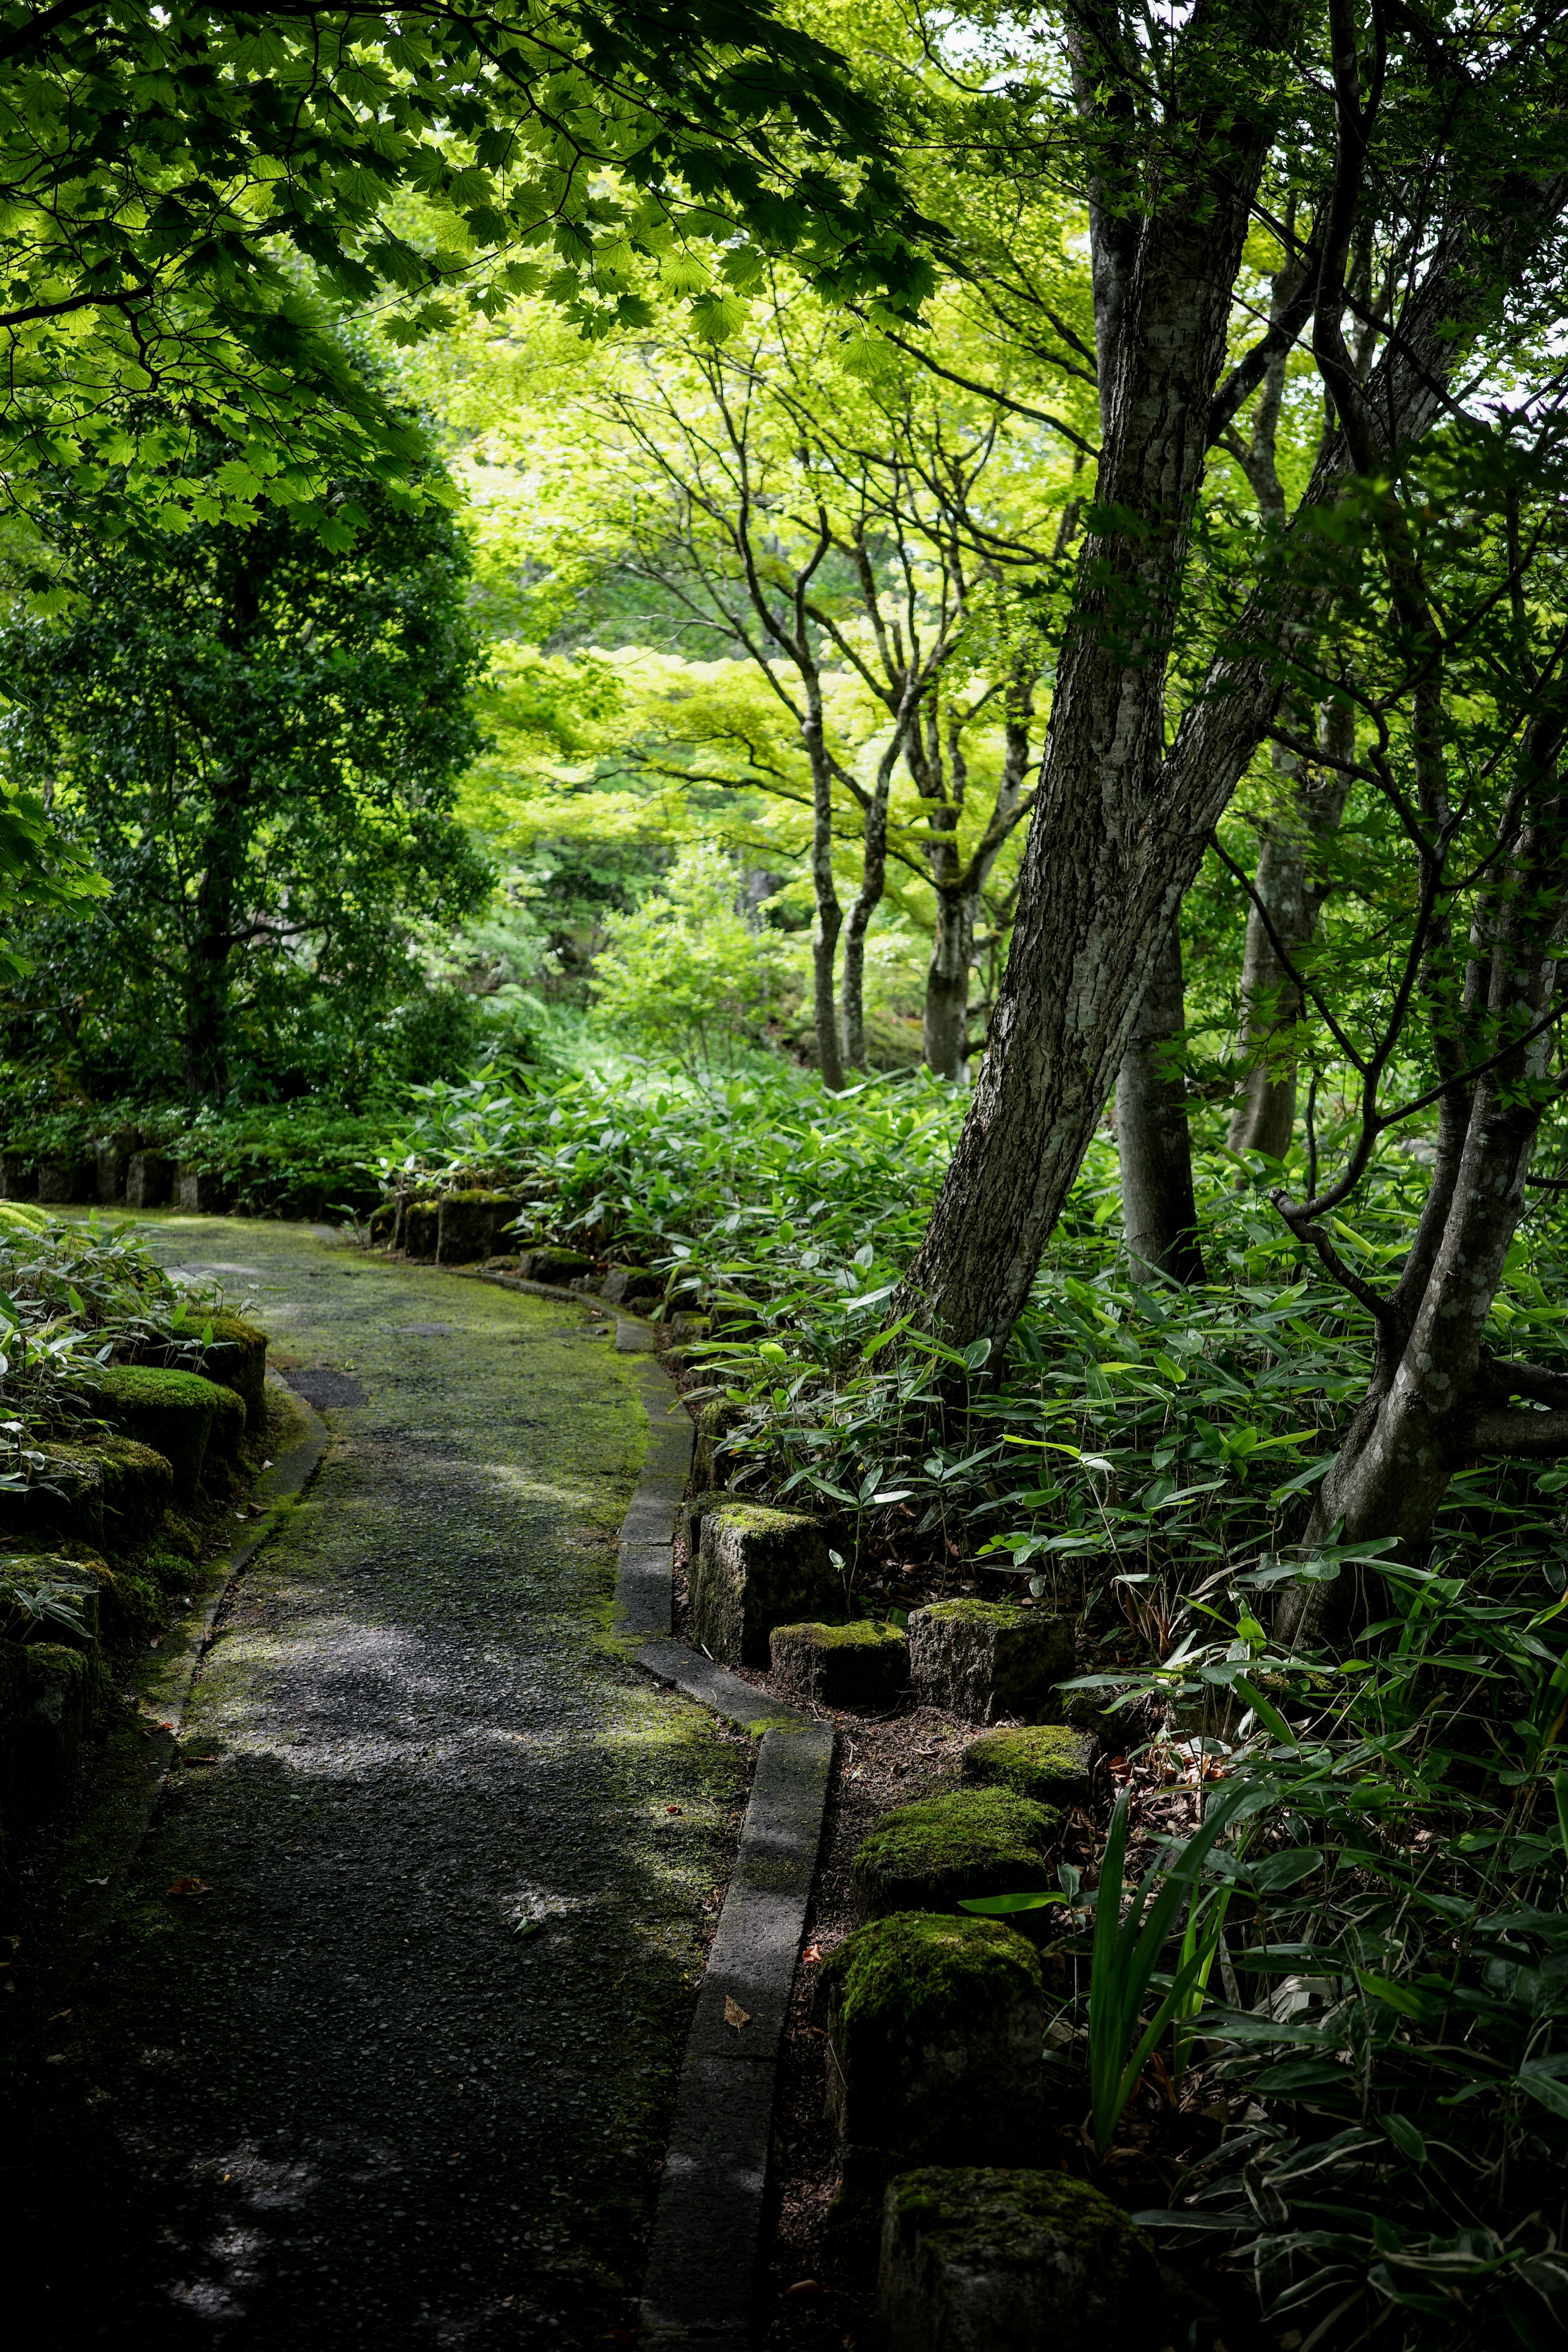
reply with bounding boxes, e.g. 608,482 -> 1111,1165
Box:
1276,732 -> 1568,1645
1116,926 -> 1204,1283
898,187 -> 1537,1355
802,705 -> 844,1092
924,885 -> 974,1081
840,781 -> 888,1073
1228,698 -> 1355,1158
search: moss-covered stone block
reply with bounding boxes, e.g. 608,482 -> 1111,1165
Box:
0,1443 -> 105,1546
682,1487 -> 737,1561
437,1189 -> 521,1264
850,1788 -> 1060,1923
368,1199 -> 397,1245
196,1312 -> 269,1435
771,1619 -> 909,1710
94,1131 -> 138,1205
203,1383 -> 247,1474
37,1155 -> 94,1204
402,1199 -> 440,1260
1,1639 -> 110,1801
521,1245 -> 593,1284
878,2168 -> 1161,2352
962,1722 -> 1097,1807
82,1365 -> 219,1503
909,1599 -> 1075,1725
690,1501 -> 836,1667
176,1164 -> 229,1212
0,1554 -> 99,1648
693,1394 -> 747,1488
124,1150 -> 174,1209
602,1262 -> 664,1308
95,1434 -> 175,1546
819,1913 -> 1045,2190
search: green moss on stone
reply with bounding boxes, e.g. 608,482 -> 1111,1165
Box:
706,1500 -> 810,1540
922,1597 -> 1030,1630
962,1722 -> 1096,1804
771,1618 -> 909,1709
851,1786 -> 1060,1921
821,1909 -> 1043,2039
84,1365 -> 219,1503
881,2167 -> 1159,2336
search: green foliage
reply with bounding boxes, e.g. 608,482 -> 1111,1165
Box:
0,0 -> 933,579
0,452 -> 490,1105
1081,1780 -> 1259,2155
0,1211 -> 229,1455
589,842 -> 791,1077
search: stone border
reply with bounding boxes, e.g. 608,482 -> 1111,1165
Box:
49,1372 -> 331,1941
612,1347 -> 834,2346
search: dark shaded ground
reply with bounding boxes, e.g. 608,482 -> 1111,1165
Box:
5,1218 -> 748,2350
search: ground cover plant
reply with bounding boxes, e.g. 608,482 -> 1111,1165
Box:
363,1057 -> 1568,2346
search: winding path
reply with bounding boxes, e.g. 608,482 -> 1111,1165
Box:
13,1218 -> 747,2348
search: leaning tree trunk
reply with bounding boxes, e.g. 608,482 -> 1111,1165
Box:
1229,699 -> 1355,1158
1276,725 -> 1568,1647
1116,927 -> 1204,1283
897,190 -> 1530,1355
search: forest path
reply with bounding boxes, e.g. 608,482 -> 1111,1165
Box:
14,1218 -> 745,2350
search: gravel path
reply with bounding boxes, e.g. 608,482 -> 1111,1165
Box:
11,1219 -> 748,2349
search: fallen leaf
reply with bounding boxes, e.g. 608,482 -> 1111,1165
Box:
166,1876 -> 209,1896
665,1805 -> 682,1815
147,1637 -> 163,1649
724,1996 -> 750,2031
44,2009 -> 72,2027
785,2279 -> 826,2297
44,2052 -> 66,2065
801,1943 -> 823,1965
513,1918 -> 542,1939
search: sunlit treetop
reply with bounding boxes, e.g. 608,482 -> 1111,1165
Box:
0,0 -> 937,569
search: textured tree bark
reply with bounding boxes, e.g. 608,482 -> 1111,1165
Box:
1228,699 -> 1356,1158
1116,926 -> 1204,1283
899,169 -> 1564,1355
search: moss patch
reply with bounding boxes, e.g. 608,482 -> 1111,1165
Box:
920,1597 -> 1030,1630
962,1723 -> 1096,1804
83,1365 -> 219,1503
770,1618 -> 908,1709
851,1786 -> 1060,1921
821,1909 -> 1043,2039
882,2167 -> 1159,2332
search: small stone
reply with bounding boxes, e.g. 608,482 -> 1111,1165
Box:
850,1788 -> 1059,1923
908,1599 -> 1074,1725
962,1723 -> 1097,1806
771,1620 -> 909,1710
878,2167 -> 1161,2352
689,1501 -> 835,1666
819,1914 -> 1045,2196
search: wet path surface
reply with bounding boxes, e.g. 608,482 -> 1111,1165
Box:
11,1219 -> 746,2349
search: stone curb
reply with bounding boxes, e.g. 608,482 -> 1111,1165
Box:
44,1372 -> 332,1957
613,1352 -> 834,2346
